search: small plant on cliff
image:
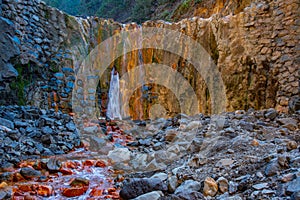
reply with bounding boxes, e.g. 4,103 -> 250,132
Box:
10,64 -> 32,105
174,0 -> 192,15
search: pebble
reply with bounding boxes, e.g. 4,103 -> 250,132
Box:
252,183 -> 268,190
278,118 -> 298,131
265,161 -> 281,177
83,126 -> 98,134
175,180 -> 201,195
264,108 -> 277,120
216,159 -> 234,167
46,158 -> 62,172
291,191 -> 300,200
132,191 -> 163,200
229,181 -> 238,194
20,167 -> 41,179
262,189 -> 275,194
151,173 -> 168,181
70,178 -> 90,187
108,148 -> 131,163
287,140 -> 298,151
217,177 -> 229,193
0,118 -> 14,129
168,175 -> 178,193
287,177 -> 300,194
41,126 -> 53,134
0,182 -> 8,189
203,177 -> 218,196
281,173 -> 296,183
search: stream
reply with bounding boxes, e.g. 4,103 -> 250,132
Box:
4,123 -> 132,200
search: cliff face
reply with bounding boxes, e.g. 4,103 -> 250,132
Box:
0,0 -> 299,118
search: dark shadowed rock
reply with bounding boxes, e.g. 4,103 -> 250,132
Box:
0,172 -> 14,182
133,191 -> 164,200
289,96 -> 300,114
14,121 -> 29,128
264,108 -> 277,120
89,136 -> 107,152
66,121 -> 76,131
175,191 -> 206,200
46,158 -> 62,172
0,118 -> 14,129
0,190 -> 10,200
277,118 -> 298,131
287,177 -> 300,195
42,126 -> 53,134
20,167 -> 41,179
175,180 -> 201,195
265,160 -> 281,177
291,191 -> 300,200
120,178 -> 167,199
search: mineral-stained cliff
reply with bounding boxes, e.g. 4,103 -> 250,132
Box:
0,0 -> 299,118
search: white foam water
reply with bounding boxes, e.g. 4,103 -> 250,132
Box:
107,68 -> 122,120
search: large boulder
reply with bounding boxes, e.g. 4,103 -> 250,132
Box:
120,178 -> 167,199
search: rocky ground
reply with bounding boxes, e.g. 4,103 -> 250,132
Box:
0,106 -> 299,199
0,106 -> 81,169
115,108 -> 300,200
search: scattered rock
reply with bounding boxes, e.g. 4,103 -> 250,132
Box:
37,185 -> 53,197
133,191 -> 164,200
165,130 -> 177,142
66,122 -> 76,131
168,176 -> 178,193
108,148 -> 131,163
216,159 -> 234,167
70,178 -> 90,187
252,183 -> 268,190
277,118 -> 298,131
120,178 -> 166,199
287,140 -> 298,151
151,173 -> 168,181
229,181 -> 238,194
175,180 -> 201,195
46,158 -> 62,172
203,177 -> 218,196
62,187 -> 88,197
264,108 -> 277,120
287,177 -> 300,194
281,173 -> 296,183
0,118 -> 14,129
0,182 -> 8,189
217,177 -> 229,193
291,191 -> 300,200
42,126 -> 53,134
83,126 -> 98,134
265,160 -> 281,177
20,167 -> 41,179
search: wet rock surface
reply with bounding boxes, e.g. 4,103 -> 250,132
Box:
0,105 -> 81,169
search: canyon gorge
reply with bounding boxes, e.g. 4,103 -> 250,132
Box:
0,0 -> 299,199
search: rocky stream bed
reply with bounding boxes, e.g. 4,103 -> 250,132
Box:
0,106 -> 299,199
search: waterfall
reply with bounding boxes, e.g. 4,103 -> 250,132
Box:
107,68 -> 122,120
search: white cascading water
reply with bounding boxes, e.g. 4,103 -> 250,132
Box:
106,68 -> 122,120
